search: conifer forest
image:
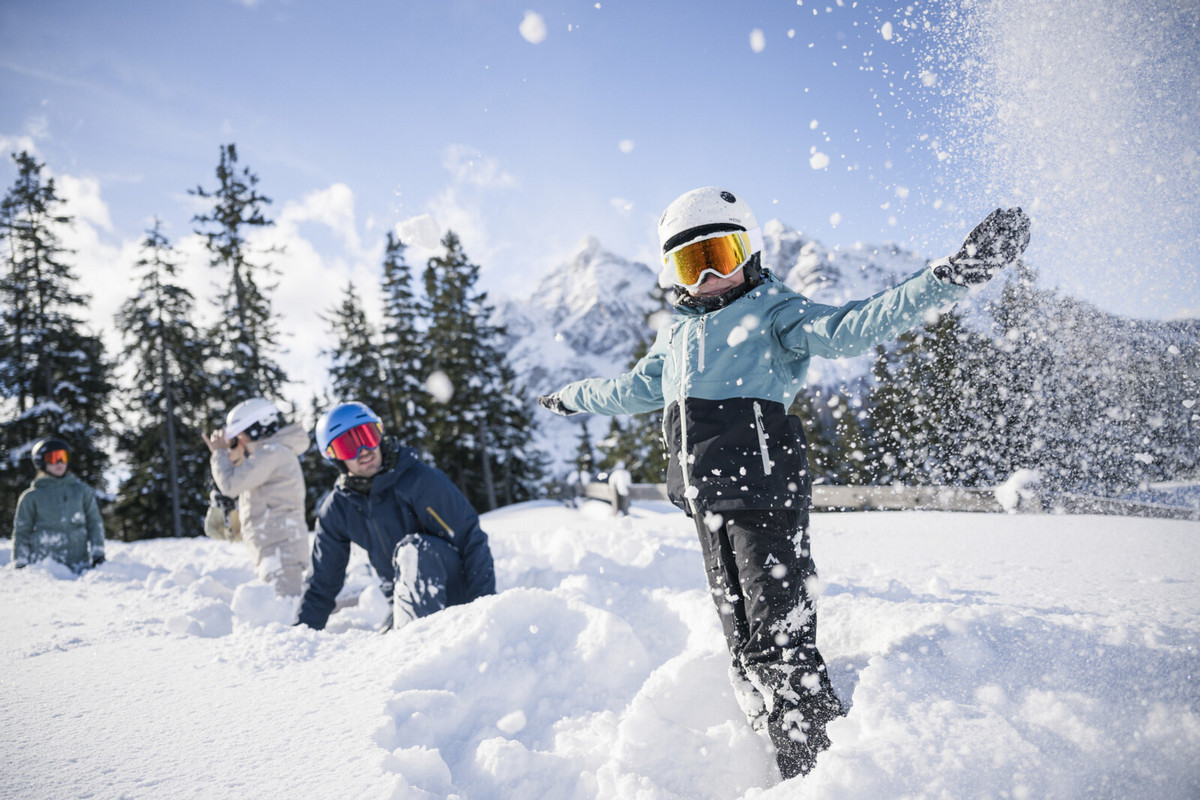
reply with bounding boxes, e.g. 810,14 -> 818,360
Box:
2,147 -> 1196,540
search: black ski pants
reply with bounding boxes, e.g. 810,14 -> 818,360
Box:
694,508 -> 844,778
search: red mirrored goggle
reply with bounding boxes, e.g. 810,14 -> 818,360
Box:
324,422 -> 383,461
43,449 -> 69,465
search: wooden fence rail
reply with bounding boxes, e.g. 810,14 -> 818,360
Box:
580,483 -> 1199,521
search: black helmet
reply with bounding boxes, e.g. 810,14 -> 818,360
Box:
31,436 -> 71,470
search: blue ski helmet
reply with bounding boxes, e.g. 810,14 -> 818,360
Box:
316,402 -> 384,462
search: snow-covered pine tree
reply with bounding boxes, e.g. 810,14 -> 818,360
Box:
987,264 -> 1200,495
482,354 -> 550,506
190,144 -> 287,401
573,418 -> 596,477
420,231 -> 545,509
867,309 -> 1007,487
377,231 -> 428,448
298,392 -> 334,527
0,151 -> 114,526
818,383 -> 879,486
111,221 -> 216,540
322,280 -> 388,411
787,387 -> 841,487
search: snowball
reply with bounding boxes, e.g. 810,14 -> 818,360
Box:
519,11 -> 547,44
881,21 -> 893,40
994,469 -> 1043,513
496,710 -> 527,735
749,29 -> 765,53
426,371 -> 454,403
395,213 -> 442,250
809,151 -> 830,170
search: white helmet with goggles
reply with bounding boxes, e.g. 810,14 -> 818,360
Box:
657,187 -> 764,292
224,397 -> 282,442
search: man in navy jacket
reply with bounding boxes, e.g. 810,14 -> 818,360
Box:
297,402 -> 496,631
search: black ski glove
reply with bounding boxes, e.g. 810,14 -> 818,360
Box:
91,553 -> 105,568
537,392 -> 579,417
934,207 -> 1031,287
210,489 -> 236,512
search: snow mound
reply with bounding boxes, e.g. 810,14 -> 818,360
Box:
2,506 -> 1198,798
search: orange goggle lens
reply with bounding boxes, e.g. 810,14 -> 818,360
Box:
664,230 -> 753,289
324,422 -> 383,461
44,449 -> 69,465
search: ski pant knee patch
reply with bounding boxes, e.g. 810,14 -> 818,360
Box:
392,534 -> 466,625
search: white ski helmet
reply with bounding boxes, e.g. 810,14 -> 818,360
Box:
224,397 -> 282,441
658,187 -> 759,255
657,187 -> 763,288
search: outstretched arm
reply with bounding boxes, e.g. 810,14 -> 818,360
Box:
296,514 -> 351,630
543,326 -> 669,417
779,207 -> 1031,359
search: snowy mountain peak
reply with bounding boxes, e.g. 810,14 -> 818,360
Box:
760,219 -> 926,305
531,236 -> 658,318
493,237 -> 665,415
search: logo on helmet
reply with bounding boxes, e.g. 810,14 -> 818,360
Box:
720,191 -> 736,203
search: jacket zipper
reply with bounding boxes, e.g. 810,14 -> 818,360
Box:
671,319 -> 701,516
753,401 -> 773,476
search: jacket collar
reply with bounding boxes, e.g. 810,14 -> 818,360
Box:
674,270 -> 781,318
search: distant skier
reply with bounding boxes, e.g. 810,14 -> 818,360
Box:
12,436 -> 105,573
538,187 -> 1031,779
296,402 -> 496,631
563,468 -> 583,508
203,397 -> 312,597
608,461 -> 632,517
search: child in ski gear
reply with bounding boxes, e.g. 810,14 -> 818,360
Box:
12,436 -> 105,572
297,402 -> 496,631
203,397 -> 311,597
538,187 -> 1031,779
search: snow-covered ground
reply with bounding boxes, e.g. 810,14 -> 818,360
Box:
3,502 -> 1198,800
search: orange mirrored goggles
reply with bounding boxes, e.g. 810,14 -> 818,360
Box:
324,422 -> 383,461
663,229 -> 761,289
43,449 -> 69,465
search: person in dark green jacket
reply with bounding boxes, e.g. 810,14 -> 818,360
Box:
538,187 -> 1031,780
12,436 -> 105,573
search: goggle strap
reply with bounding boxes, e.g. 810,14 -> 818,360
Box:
747,226 -> 763,255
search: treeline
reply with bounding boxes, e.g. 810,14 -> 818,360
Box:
4,145 -> 1195,537
795,265 -> 1198,495
0,146 -> 546,541
573,263 -> 1199,497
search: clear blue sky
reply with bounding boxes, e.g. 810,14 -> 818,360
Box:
2,0 -> 1197,400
